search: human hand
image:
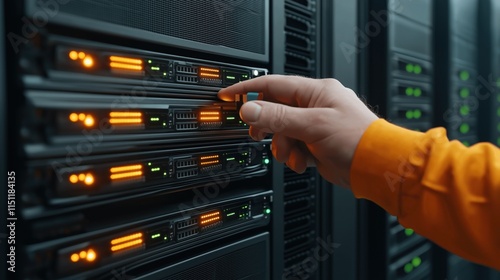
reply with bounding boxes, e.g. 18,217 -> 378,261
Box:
218,75 -> 378,188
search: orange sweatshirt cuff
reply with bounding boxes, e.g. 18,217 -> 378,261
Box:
350,119 -> 424,215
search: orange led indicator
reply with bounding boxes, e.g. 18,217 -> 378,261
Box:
200,211 -> 220,219
70,113 -> 96,127
109,112 -> 143,126
110,232 -> 143,253
200,155 -> 219,160
69,248 -> 97,263
109,56 -> 143,72
69,173 -> 95,186
83,56 -> 94,68
200,116 -> 221,121
78,52 -> 86,59
110,164 -> 143,181
199,67 -> 220,73
200,160 -> 219,166
69,51 -> 78,60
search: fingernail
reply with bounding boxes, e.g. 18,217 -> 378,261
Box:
240,102 -> 262,123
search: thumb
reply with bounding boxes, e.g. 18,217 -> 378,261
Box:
240,101 -> 324,143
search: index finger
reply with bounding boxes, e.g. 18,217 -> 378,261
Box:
218,74 -> 316,107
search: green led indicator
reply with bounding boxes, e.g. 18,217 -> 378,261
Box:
151,233 -> 161,239
242,74 -> 248,78
227,212 -> 236,217
148,162 -> 152,166
406,64 -> 414,73
459,123 -> 470,134
239,121 -> 243,123
264,158 -> 270,165
405,87 -> 414,96
151,167 -> 160,172
414,65 -> 422,74
412,257 -> 422,267
226,157 -> 236,161
151,117 -> 160,121
463,141 -> 470,147
163,72 -> 167,76
404,263 -> 414,273
413,110 -> 422,119
148,60 -> 152,63
226,75 -> 236,80
460,105 -> 470,116
405,110 -> 413,119
164,237 -> 168,240
226,116 -> 236,120
265,208 -> 271,214
460,88 -> 470,98
459,70 -> 470,81
414,88 -> 422,97
163,122 -> 166,126
404,228 -> 414,236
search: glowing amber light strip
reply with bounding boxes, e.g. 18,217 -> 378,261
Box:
110,170 -> 143,180
109,56 -> 143,65
199,112 -> 220,115
200,217 -> 220,224
200,211 -> 220,219
200,155 -> 219,160
111,239 -> 143,252
110,112 -> 142,117
111,233 -> 143,245
200,116 -> 221,121
109,118 -> 143,124
110,62 -> 143,71
110,165 -> 142,173
200,72 -> 220,78
199,67 -> 220,73
200,160 -> 220,166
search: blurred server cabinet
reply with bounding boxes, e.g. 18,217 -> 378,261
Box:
434,0 -> 479,146
364,0 -> 435,279
433,0 -> 495,278
5,0 -> 276,279
280,1 -> 335,280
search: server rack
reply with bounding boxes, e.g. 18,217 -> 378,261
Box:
5,1 -> 278,279
364,0 -> 435,279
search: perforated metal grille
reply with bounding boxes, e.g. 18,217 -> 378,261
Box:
166,243 -> 267,280
40,0 -> 266,55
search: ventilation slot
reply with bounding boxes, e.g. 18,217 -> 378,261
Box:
176,228 -> 199,241
176,75 -> 198,84
286,13 -> 313,35
286,32 -> 312,53
176,169 -> 199,179
176,159 -> 197,168
176,218 -> 198,230
175,112 -> 197,120
284,180 -> 312,198
176,65 -> 198,74
175,122 -> 198,131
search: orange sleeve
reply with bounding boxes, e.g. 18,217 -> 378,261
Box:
350,119 -> 500,270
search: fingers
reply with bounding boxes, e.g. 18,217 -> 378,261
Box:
239,100 -> 325,143
218,75 -> 317,106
